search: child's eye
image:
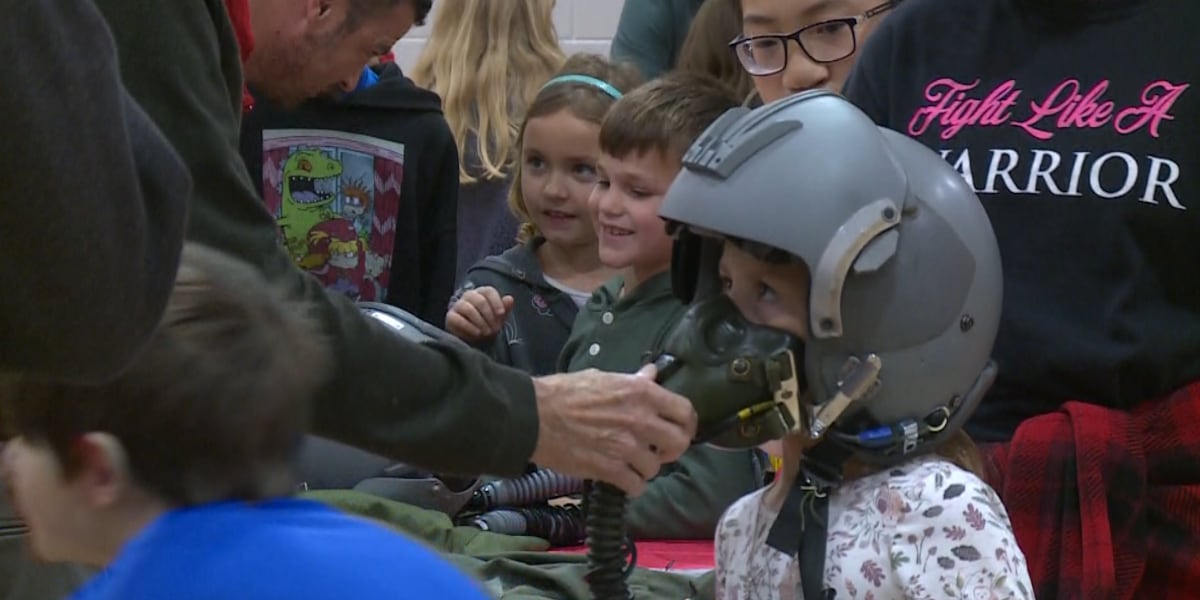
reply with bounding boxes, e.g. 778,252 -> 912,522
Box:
630,188 -> 651,198
573,164 -> 597,180
525,156 -> 546,171
595,178 -> 611,189
757,282 -> 778,302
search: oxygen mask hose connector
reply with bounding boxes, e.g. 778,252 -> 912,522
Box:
583,481 -> 636,600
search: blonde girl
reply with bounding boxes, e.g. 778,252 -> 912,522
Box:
411,0 -> 566,281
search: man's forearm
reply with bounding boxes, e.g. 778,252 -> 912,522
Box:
0,0 -> 189,380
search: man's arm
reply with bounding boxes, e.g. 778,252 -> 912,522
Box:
0,0 -> 189,381
610,1 -> 676,78
92,0 -> 539,475
92,0 -> 696,491
419,122 -> 460,325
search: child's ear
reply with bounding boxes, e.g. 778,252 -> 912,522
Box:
74,433 -> 134,507
309,0 -> 336,22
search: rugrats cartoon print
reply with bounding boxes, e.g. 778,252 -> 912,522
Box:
261,129 -> 405,303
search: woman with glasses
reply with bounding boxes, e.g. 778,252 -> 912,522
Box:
837,1 -> 1200,599
730,0 -> 900,101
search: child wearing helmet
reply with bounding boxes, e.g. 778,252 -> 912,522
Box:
655,91 -> 1034,597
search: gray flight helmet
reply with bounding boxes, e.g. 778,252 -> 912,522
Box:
660,90 -> 1003,466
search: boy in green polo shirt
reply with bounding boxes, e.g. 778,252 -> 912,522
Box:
558,71 -> 763,540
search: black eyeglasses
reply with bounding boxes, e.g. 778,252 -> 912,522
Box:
729,0 -> 899,76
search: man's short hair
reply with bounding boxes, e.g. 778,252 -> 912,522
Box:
0,244 -> 330,506
345,0 -> 432,31
599,70 -> 741,162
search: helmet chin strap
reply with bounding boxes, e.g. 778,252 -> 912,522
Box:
764,354 -> 884,600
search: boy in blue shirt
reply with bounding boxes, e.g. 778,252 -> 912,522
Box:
0,243 -> 488,600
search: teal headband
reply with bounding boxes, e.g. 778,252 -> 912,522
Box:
540,74 -> 623,99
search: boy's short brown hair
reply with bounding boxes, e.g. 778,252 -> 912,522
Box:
0,244 -> 329,506
599,70 -> 741,162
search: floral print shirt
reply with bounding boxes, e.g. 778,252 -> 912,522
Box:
714,455 -> 1033,599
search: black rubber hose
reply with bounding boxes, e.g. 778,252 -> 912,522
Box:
469,468 -> 586,510
584,482 -> 636,600
469,505 -> 588,547
469,508 -> 527,535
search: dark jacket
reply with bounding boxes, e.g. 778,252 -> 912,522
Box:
455,137 -> 520,285
2,0 -> 189,382
91,0 -> 537,475
2,3 -> 189,598
240,63 -> 458,325
454,239 -> 581,376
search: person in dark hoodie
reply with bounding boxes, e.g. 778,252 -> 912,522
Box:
445,55 -> 643,376
240,3 -> 457,325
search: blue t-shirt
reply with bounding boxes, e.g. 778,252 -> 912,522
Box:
70,498 -> 489,600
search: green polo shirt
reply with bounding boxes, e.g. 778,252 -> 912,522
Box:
559,272 -> 763,539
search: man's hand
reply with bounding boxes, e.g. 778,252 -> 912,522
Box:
445,287 -> 514,344
529,364 -> 698,496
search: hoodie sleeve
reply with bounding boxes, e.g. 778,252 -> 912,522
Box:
0,0 -> 189,382
418,117 -> 461,326
91,0 -> 540,477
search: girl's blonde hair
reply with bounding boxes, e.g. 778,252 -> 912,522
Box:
508,55 -> 644,244
411,0 -> 565,185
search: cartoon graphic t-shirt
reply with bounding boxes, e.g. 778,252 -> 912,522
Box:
261,129 -> 403,303
843,0 -> 1200,441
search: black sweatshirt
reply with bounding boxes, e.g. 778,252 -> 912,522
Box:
843,0 -> 1200,441
241,64 -> 459,326
91,0 -> 538,474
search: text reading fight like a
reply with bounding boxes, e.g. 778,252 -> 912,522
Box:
908,78 -> 1190,210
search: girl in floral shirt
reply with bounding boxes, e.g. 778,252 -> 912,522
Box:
707,190 -> 1034,600
655,88 -> 1035,598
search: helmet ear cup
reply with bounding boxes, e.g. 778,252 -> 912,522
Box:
669,228 -> 704,304
670,231 -> 727,304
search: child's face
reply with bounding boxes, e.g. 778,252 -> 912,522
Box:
1,437 -> 88,563
738,0 -> 894,102
589,150 -> 679,280
520,109 -> 603,250
718,241 -> 812,340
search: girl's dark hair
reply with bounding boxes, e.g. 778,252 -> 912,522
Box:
676,0 -> 756,104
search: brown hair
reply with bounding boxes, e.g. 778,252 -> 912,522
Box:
843,431 -> 985,480
0,244 -> 330,506
675,0 -> 756,103
507,54 -> 644,244
599,70 -> 741,163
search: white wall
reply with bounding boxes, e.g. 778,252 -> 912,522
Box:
391,0 -> 627,71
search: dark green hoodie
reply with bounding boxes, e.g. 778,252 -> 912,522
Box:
90,0 -> 538,476
454,238 -> 585,376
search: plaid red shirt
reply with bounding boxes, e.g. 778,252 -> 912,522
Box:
982,381 -> 1200,599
